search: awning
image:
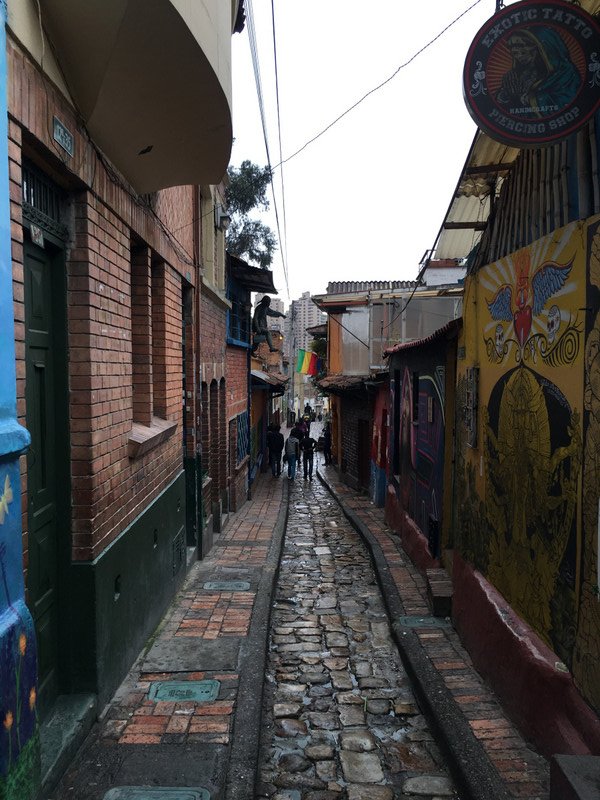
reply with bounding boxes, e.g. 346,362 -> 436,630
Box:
251,370 -> 288,386
316,374 -> 371,395
384,318 -> 462,357
229,255 -> 277,293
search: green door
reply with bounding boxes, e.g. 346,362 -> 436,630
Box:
24,239 -> 61,717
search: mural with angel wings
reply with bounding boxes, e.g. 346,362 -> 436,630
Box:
483,241 -> 581,366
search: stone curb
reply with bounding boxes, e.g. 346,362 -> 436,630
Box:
317,468 -> 512,800
224,479 -> 290,800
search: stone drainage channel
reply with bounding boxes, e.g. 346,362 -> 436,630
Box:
256,475 -> 457,800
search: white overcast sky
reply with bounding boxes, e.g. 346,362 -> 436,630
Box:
230,0 -> 519,302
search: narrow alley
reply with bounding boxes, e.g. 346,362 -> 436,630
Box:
45,431 -> 551,800
258,475 -> 456,798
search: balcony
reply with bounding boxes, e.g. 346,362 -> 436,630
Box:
39,0 -> 240,192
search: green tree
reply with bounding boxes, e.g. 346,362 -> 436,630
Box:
226,160 -> 277,268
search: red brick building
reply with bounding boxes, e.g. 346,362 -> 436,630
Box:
6,3 -> 245,791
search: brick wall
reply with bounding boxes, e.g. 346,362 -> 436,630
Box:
9,39 -> 193,565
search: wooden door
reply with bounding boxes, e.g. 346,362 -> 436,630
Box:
24,239 -> 60,717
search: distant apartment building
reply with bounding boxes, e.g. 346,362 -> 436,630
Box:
254,293 -> 285,332
288,291 -> 326,353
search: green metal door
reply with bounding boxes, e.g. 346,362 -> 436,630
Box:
24,239 -> 60,717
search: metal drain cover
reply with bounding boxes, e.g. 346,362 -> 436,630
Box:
397,615 -> 451,628
148,680 -> 220,703
203,581 -> 250,591
104,789 -> 210,800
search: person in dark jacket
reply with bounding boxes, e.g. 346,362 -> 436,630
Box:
300,434 -> 317,480
267,425 -> 285,477
323,423 -> 332,465
285,430 -> 300,480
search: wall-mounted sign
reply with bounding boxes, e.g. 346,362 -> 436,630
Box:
29,223 -> 44,248
52,116 -> 74,157
463,0 -> 600,147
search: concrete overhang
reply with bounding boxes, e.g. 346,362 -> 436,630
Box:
40,0 -> 238,192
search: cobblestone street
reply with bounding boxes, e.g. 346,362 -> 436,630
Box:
257,473 -> 457,800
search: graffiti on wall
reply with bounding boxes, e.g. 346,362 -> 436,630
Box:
0,468 -> 39,799
484,239 -> 582,368
395,363 -> 446,554
484,368 -> 581,659
456,220 -> 586,668
573,218 -> 600,711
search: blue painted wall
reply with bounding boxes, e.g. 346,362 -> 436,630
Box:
0,2 -> 40,797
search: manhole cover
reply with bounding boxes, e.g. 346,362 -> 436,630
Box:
104,789 -> 210,800
148,680 -> 220,703
397,615 -> 451,628
203,581 -> 250,591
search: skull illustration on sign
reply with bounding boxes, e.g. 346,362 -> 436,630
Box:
547,305 -> 561,343
495,324 -> 504,357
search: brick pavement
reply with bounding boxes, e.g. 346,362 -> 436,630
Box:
319,464 -> 550,800
48,470 -> 286,800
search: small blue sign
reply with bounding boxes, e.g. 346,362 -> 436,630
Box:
148,680 -> 220,703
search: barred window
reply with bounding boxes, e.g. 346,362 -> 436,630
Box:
236,410 -> 249,465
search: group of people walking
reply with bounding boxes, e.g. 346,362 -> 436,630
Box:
266,417 -> 332,481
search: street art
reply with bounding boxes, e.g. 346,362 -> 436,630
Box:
0,468 -> 39,800
396,364 -> 446,554
456,220 -> 587,670
573,218 -> 600,711
484,368 -> 581,657
484,238 -> 582,368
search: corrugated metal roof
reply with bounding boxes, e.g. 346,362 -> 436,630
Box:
326,281 -> 416,295
384,318 -> 462,357
431,131 -> 519,262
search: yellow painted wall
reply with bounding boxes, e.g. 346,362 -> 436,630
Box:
455,218 -> 590,677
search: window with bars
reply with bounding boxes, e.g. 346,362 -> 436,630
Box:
227,281 -> 251,346
236,410 -> 249,465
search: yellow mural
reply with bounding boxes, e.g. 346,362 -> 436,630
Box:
572,218 -> 600,711
456,219 -> 587,664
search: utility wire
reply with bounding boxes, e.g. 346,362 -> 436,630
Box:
272,0 -> 485,171
328,313 -> 370,350
168,0 -> 486,252
246,0 -> 290,296
270,0 -> 290,299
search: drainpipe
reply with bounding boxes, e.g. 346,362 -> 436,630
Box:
0,1 -> 39,795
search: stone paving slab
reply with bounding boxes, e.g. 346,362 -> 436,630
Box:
257,476 -> 457,800
318,464 -> 550,800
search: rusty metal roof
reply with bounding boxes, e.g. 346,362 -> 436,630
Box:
384,318 -> 462,357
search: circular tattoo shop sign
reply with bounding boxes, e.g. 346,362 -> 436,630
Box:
463,0 -> 600,146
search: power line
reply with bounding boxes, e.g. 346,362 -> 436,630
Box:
272,0 -> 485,171
270,0 -> 290,300
246,0 -> 290,296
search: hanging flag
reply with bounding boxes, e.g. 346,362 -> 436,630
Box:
307,352 -> 318,376
296,349 -> 306,373
301,350 -> 312,374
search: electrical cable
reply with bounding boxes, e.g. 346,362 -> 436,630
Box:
271,0 -> 485,171
246,0 -> 290,295
328,313 -> 370,350
270,0 -> 290,299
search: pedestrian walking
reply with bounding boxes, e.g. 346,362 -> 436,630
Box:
323,422 -> 332,465
300,434 -> 317,480
284,430 -> 300,480
267,425 -> 284,477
